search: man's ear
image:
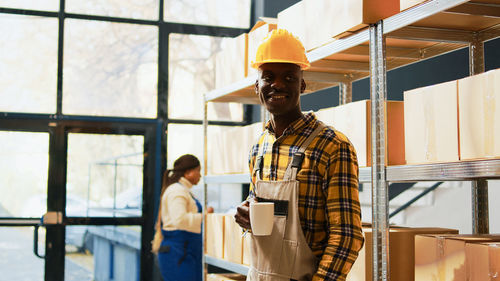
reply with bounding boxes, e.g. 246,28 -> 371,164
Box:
301,79 -> 306,93
255,80 -> 259,95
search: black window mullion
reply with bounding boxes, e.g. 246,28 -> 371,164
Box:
56,0 -> 65,115
45,124 -> 67,281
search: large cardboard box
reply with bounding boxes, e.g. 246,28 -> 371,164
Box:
404,80 -> 459,164
325,0 -> 400,38
205,213 -> 225,259
400,0 -> 427,11
278,0 -> 399,50
207,273 -> 246,281
209,122 -> 263,174
223,215 -> 244,264
458,68 -> 500,160
215,33 -> 248,89
415,234 -> 500,281
277,2 -> 309,49
465,242 -> 500,281
347,227 -> 458,281
316,100 -> 405,167
247,19 -> 277,76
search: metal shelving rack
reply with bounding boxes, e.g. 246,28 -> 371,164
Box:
202,0 -> 500,280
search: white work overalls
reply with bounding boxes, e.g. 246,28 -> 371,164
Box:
247,123 -> 325,281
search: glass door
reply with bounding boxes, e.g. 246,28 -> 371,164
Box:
64,130 -> 146,281
0,122 -> 157,281
0,130 -> 50,280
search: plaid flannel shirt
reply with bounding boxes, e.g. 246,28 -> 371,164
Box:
248,112 -> 364,281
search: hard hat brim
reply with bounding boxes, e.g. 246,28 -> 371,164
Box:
251,59 -> 310,70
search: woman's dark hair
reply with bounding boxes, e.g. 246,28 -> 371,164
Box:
160,154 -> 200,197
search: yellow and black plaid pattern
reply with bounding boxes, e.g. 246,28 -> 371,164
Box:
249,112 -> 364,281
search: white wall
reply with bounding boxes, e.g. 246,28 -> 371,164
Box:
359,180 -> 500,234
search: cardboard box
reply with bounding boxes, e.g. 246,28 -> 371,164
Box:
247,19 -> 277,76
277,1 -> 308,49
207,273 -> 247,281
400,0 -> 427,11
205,213 -> 225,259
404,80 -> 459,164
465,242 -> 500,281
326,0 -> 400,38
415,234 -> 500,281
242,232 -> 252,266
347,227 -> 458,281
223,215 -> 244,264
458,68 -> 500,160
277,0 -> 337,51
316,100 -> 405,167
209,122 -> 263,174
278,0 -> 399,50
215,33 -> 248,89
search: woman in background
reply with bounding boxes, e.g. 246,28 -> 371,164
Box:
151,154 -> 213,281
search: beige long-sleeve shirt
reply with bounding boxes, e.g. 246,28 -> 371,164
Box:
160,177 -> 202,233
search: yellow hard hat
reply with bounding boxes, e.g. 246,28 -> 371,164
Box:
251,29 -> 310,70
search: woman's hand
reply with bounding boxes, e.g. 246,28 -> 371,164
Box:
206,206 -> 214,213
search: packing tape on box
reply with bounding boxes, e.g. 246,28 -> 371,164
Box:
484,77 -> 496,157
489,244 -> 500,279
424,97 -> 437,162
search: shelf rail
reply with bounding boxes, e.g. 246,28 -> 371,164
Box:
369,21 -> 390,281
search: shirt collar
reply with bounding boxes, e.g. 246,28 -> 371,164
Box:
265,111 -> 317,137
179,177 -> 193,189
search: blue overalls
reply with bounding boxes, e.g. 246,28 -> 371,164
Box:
158,197 -> 202,281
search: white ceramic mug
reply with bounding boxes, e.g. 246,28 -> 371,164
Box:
250,202 -> 274,236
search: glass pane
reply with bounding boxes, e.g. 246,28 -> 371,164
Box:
0,227 -> 45,279
164,0 -> 251,28
0,14 -> 58,114
168,33 -> 243,121
67,133 -> 144,217
63,19 -> 158,118
0,0 -> 58,11
0,131 -> 49,217
65,225 -> 141,281
66,0 -> 159,21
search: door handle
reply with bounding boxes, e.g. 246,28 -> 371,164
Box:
33,212 -> 63,259
33,224 -> 45,259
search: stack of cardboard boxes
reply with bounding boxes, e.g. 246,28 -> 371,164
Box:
205,213 -> 252,266
415,234 -> 500,281
404,68 -> 500,164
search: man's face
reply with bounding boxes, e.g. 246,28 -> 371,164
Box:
255,63 -> 305,117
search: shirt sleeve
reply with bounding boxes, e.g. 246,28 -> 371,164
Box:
165,190 -> 202,233
313,141 -> 364,281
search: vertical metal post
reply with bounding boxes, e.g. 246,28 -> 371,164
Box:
202,101 -> 208,281
339,81 -> 353,105
469,36 -> 485,75
369,21 -> 389,281
469,36 -> 489,235
472,179 -> 489,234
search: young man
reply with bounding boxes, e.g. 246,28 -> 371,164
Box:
234,29 -> 364,281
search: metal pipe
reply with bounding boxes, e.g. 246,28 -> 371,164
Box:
469,35 -> 488,235
469,37 -> 485,75
339,81 -> 353,105
369,21 -> 389,281
472,179 -> 489,234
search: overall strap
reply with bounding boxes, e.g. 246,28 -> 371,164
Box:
253,130 -> 268,181
283,122 -> 326,181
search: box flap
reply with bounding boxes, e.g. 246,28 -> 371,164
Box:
250,17 -> 278,32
